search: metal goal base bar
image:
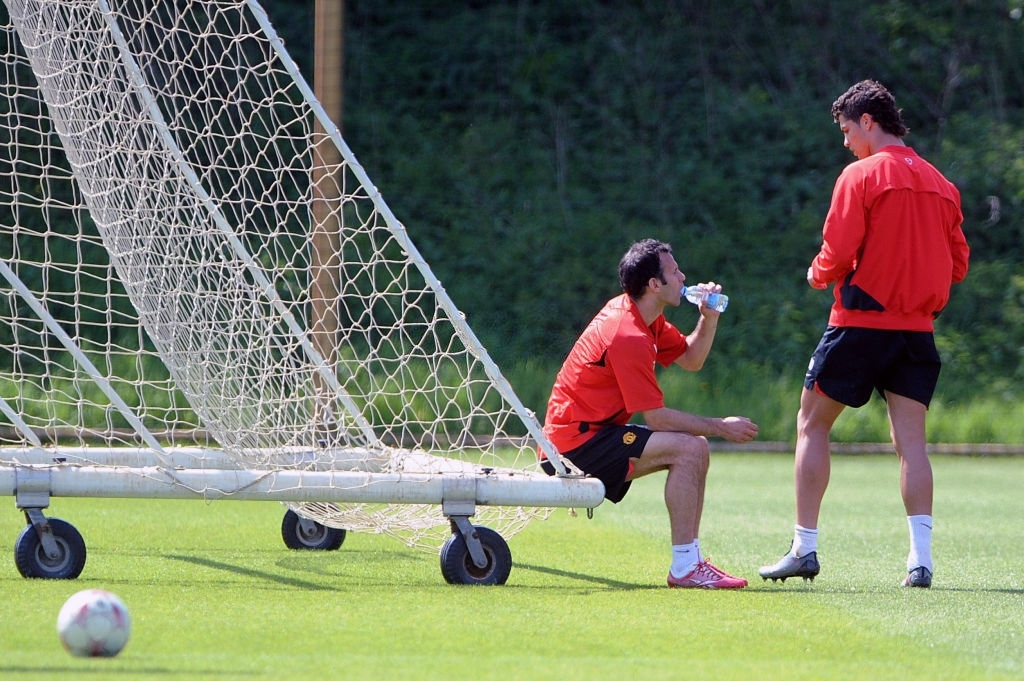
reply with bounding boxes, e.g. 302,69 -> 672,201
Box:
2,462 -> 606,509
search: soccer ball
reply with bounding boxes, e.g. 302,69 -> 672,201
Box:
56,589 -> 131,657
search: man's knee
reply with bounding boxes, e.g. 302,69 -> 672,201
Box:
668,432 -> 709,469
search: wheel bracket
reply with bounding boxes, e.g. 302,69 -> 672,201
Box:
449,515 -> 488,569
14,466 -> 52,511
14,467 -> 62,560
441,477 -> 487,568
23,507 -> 63,561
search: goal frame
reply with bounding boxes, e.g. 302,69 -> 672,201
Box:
0,0 -> 604,584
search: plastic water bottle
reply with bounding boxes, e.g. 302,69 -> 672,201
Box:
682,285 -> 729,312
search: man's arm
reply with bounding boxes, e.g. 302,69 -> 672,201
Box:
673,308 -> 719,371
642,406 -> 758,443
810,171 -> 865,287
950,218 -> 970,284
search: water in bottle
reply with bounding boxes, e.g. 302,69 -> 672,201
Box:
682,285 -> 728,312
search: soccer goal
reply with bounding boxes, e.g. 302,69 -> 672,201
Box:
0,0 -> 603,585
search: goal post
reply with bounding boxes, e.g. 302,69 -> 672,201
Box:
0,0 -> 600,554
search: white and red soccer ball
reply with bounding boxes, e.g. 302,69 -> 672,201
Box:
56,589 -> 131,657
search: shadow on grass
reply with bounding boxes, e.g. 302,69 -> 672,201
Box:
165,550 -> 437,589
514,561 -> 655,590
165,553 -> 333,591
274,547 -> 422,576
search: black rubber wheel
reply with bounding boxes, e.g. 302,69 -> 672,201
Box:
14,518 -> 86,579
281,509 -> 346,550
439,525 -> 512,585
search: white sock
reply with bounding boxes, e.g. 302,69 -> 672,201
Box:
694,538 -> 702,562
670,541 -> 699,578
791,524 -> 818,558
907,514 -> 933,572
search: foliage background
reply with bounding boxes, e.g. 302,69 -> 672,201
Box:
265,1 -> 1024,417
2,1 -> 1021,440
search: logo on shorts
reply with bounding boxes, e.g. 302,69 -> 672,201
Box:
623,431 -> 637,445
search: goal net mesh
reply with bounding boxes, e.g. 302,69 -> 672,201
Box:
0,0 -> 565,549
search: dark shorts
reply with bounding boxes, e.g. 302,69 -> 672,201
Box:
541,424 -> 653,503
803,326 -> 941,408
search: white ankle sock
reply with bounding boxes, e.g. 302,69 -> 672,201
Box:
907,515 -> 933,572
670,541 -> 699,578
792,524 -> 818,558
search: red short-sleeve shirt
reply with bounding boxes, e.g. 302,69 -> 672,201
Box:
542,294 -> 688,454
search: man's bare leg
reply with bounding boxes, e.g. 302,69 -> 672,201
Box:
795,387 -> 846,529
759,387 -> 844,582
629,431 -> 708,545
886,390 -> 934,586
885,391 -> 932,515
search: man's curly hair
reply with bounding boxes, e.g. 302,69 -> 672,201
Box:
831,80 -> 909,137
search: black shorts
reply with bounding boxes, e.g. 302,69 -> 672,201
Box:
803,326 -> 941,408
541,424 -> 653,503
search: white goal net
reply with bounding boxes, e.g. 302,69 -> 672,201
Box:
0,0 -> 598,551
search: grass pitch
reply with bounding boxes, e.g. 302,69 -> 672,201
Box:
1,452 -> 1021,680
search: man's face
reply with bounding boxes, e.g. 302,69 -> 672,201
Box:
655,252 -> 686,304
837,114 -> 871,159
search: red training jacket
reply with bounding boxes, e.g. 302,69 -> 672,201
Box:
809,146 -> 970,331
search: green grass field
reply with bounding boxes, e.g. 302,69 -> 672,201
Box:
2,452 -> 1021,680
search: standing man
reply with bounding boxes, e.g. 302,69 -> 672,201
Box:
542,238 -> 759,589
759,80 -> 970,588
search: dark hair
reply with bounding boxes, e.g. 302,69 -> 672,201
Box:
619,239 -> 672,298
831,80 -> 909,137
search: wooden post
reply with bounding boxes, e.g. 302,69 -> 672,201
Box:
311,0 -> 344,433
